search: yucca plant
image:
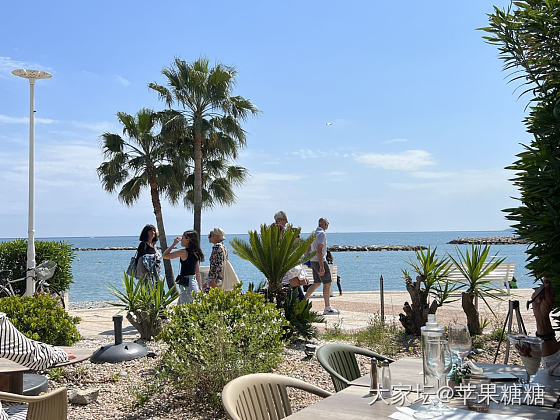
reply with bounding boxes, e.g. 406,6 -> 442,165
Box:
109,273 -> 178,340
448,244 -> 505,335
231,224 -> 316,298
283,288 -> 325,339
399,247 -> 454,335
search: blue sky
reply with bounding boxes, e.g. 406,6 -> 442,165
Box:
0,0 -> 529,237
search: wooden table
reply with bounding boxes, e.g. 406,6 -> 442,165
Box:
0,347 -> 92,394
285,358 -> 560,419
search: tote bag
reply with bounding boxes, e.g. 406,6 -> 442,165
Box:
221,260 -> 239,291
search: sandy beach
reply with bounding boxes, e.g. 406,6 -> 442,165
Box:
69,288 -> 538,338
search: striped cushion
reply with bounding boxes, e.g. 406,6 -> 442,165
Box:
4,403 -> 28,420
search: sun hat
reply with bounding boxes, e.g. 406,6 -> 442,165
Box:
209,227 -> 226,241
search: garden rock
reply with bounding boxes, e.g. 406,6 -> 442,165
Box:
69,388 -> 100,405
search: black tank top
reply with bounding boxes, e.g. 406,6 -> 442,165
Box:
180,251 -> 197,276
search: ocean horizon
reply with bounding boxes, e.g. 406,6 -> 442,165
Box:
1,229 -> 532,302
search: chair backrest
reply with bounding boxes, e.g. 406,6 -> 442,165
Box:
317,343 -> 394,392
222,373 -> 331,420
0,387 -> 67,420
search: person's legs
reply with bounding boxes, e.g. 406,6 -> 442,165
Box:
304,282 -> 320,299
177,284 -> 188,305
323,282 -> 332,307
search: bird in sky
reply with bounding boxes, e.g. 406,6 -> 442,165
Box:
326,122 -> 333,126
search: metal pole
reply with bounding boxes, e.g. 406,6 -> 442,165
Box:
26,79 -> 36,297
380,275 -> 385,323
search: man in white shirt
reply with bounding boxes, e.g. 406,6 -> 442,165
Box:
304,218 -> 339,314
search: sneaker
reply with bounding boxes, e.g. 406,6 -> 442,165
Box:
323,306 -> 339,315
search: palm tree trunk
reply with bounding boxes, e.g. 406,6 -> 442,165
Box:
461,292 -> 481,335
147,174 -> 175,289
193,126 -> 203,238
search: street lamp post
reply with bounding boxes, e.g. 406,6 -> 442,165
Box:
12,69 -> 52,297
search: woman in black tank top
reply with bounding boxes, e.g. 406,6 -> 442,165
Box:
163,230 -> 205,304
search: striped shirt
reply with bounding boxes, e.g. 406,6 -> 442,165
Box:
0,313 -> 68,419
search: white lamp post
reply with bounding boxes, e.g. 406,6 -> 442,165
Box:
12,69 -> 52,297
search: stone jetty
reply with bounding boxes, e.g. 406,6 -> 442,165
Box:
448,236 -> 530,245
72,246 -> 136,251
328,245 -> 426,252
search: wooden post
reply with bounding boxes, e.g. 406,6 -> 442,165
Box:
380,275 -> 385,323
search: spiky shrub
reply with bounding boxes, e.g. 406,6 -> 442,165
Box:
109,273 -> 178,341
283,288 -> 324,339
0,239 -> 74,293
482,1 -> 560,327
0,295 -> 81,346
159,285 -> 287,409
449,244 -> 505,335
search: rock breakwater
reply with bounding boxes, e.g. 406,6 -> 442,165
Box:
448,236 -> 530,245
72,246 -> 136,251
328,245 -> 426,252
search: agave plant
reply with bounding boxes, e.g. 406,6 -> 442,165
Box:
448,244 -> 505,335
231,224 -> 316,298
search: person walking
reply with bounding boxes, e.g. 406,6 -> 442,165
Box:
162,230 -> 204,304
205,227 -> 228,290
304,217 -> 339,314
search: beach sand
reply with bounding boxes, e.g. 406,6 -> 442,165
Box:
69,288 -> 538,338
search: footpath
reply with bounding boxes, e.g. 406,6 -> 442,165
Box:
69,289 -> 538,339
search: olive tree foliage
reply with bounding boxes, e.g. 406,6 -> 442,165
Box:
482,0 -> 560,327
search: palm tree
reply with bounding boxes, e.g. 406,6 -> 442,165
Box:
149,57 -> 259,237
449,244 -> 506,335
97,108 -> 183,289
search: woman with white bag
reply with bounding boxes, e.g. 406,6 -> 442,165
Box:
205,227 -> 239,291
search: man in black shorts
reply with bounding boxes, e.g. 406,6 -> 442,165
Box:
304,217 -> 339,314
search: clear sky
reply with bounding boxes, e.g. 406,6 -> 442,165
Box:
0,0 -> 529,237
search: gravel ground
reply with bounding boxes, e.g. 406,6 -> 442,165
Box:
48,329 -> 523,420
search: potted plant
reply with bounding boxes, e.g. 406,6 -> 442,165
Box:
448,363 -> 471,390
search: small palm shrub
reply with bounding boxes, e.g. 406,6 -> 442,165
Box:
283,288 -> 324,339
0,295 -> 81,345
159,284 -> 287,409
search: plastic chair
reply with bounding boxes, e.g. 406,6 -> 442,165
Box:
222,373 -> 331,420
317,343 -> 395,392
0,387 -> 67,420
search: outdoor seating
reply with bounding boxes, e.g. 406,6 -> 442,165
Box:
0,387 -> 67,420
222,373 -> 331,420
316,343 -> 394,392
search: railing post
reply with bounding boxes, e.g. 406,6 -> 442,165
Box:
380,275 -> 385,323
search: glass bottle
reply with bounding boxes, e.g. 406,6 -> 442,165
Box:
379,359 -> 391,398
421,314 -> 444,389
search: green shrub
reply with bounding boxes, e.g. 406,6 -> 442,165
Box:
0,295 -> 81,345
159,284 -> 287,408
354,315 -> 405,358
283,289 -> 324,340
0,239 -> 74,293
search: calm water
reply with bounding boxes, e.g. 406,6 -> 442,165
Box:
1,230 -> 533,302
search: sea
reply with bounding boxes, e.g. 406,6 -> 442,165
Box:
1,230 -> 534,302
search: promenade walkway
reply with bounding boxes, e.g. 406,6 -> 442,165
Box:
69,289 -> 537,339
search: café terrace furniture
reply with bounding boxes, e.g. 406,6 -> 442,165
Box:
0,387 -> 67,420
284,357 -> 560,419
222,373 -> 331,420
316,343 -> 394,392
0,347 -> 91,395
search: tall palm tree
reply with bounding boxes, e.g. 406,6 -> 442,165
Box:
97,108 -> 183,289
149,57 -> 259,237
